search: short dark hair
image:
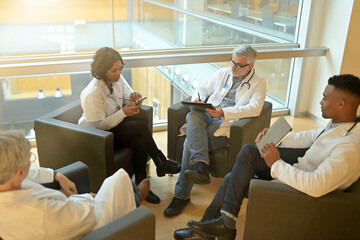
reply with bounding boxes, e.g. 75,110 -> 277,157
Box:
328,74 -> 360,98
91,47 -> 124,81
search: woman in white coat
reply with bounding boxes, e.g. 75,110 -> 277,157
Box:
78,47 -> 180,203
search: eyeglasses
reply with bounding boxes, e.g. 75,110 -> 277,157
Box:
30,152 -> 37,163
229,58 -> 250,69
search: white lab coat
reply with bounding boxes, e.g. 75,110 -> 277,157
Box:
186,67 -> 266,137
78,78 -> 133,130
272,121 -> 360,197
0,168 -> 136,240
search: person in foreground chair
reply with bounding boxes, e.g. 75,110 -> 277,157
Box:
0,131 -> 150,240
165,44 -> 266,217
175,74 -> 360,240
78,47 -> 180,204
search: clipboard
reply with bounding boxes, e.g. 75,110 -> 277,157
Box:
181,101 -> 216,111
256,115 -> 292,151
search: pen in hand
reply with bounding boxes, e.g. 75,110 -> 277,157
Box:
198,92 -> 201,102
204,95 -> 209,103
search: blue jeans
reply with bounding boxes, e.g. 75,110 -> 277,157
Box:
200,145 -> 308,219
131,180 -> 141,207
175,111 -> 229,200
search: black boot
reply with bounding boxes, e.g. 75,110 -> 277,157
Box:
153,151 -> 181,177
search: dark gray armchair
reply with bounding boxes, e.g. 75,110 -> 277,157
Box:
244,178 -> 360,240
47,161 -> 156,240
34,100 -> 153,192
167,99 -> 272,177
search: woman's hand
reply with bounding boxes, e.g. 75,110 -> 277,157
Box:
55,172 -> 78,197
123,103 -> 141,116
129,92 -> 142,103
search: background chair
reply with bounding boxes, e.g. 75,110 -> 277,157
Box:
47,161 -> 156,240
244,178 -> 360,240
167,99 -> 272,177
34,100 -> 153,192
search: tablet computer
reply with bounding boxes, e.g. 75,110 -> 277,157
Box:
256,115 -> 292,151
181,101 -> 216,111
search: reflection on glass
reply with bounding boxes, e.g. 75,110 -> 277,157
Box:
0,0 -> 117,56
256,58 -> 291,107
0,0 -> 299,55
3,75 -> 72,100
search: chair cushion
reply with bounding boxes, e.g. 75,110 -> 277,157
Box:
55,104 -> 83,124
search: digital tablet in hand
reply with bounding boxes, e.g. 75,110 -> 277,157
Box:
256,115 -> 292,151
181,101 -> 216,112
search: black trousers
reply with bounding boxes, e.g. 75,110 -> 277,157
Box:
109,119 -> 160,184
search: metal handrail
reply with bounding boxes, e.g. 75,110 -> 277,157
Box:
0,46 -> 328,78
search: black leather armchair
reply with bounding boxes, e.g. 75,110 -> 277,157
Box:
167,99 -> 272,177
34,100 -> 153,192
47,161 -> 156,240
244,178 -> 360,240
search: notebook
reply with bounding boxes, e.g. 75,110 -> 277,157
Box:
256,115 -> 292,150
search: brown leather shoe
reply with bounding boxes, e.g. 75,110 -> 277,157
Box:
137,178 -> 150,203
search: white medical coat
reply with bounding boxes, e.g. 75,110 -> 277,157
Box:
78,78 -> 133,130
273,121 -> 360,197
189,67 -> 266,137
0,168 -> 135,240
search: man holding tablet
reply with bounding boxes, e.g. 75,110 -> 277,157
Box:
164,45 -> 267,217
178,74 -> 360,240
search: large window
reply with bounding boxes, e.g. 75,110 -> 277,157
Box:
1,0 -> 314,138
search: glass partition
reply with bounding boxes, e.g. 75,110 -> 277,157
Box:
0,0 -> 301,56
0,56 -> 292,136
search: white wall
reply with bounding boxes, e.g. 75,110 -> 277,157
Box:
297,0 -> 355,125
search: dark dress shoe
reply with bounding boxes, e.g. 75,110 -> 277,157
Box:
145,190 -> 161,204
184,162 -> 210,185
174,228 -> 215,240
154,157 -> 181,177
187,217 -> 236,240
164,197 -> 190,217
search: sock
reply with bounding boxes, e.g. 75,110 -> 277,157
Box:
221,213 -> 236,230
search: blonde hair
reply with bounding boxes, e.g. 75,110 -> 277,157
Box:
0,131 -> 31,184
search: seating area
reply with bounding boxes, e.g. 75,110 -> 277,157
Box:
34,100 -> 153,192
31,102 -> 360,240
168,99 -> 272,177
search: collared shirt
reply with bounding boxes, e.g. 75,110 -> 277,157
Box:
190,67 -> 266,137
78,78 -> 133,130
218,75 -> 244,108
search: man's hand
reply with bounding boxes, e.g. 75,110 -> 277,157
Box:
260,143 -> 280,168
122,104 -> 141,116
206,106 -> 224,119
255,128 -> 268,143
55,172 -> 78,197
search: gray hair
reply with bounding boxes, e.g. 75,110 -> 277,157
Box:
0,131 -> 31,184
233,45 -> 258,64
